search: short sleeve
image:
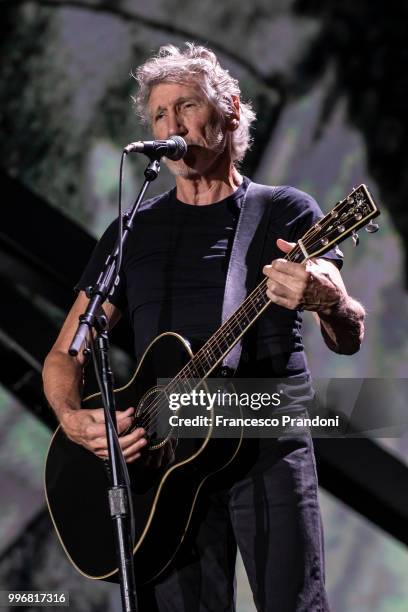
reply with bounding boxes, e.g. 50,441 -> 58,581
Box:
75,219 -> 127,311
279,186 -> 344,269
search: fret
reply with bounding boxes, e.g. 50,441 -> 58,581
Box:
222,323 -> 236,344
211,334 -> 224,357
187,360 -> 206,380
191,354 -> 211,378
216,336 -> 230,355
166,377 -> 193,402
239,310 -> 252,328
250,288 -> 268,308
184,364 -> 200,379
180,279 -> 271,381
201,347 -> 214,369
181,364 -> 198,382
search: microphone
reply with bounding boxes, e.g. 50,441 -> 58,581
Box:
123,135 -> 187,160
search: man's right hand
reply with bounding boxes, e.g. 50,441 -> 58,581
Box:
59,406 -> 147,463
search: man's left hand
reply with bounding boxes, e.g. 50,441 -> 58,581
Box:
263,238 -> 343,314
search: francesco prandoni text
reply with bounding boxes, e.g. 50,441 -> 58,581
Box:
169,414 -> 340,428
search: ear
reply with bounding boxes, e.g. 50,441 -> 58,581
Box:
225,95 -> 240,132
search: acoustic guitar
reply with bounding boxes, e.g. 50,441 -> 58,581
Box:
45,184 -> 379,584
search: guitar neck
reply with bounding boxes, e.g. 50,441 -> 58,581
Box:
174,244 -> 304,383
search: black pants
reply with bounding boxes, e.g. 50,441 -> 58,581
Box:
136,434 -> 330,612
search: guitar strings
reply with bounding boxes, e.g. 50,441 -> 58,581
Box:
137,193 -> 368,432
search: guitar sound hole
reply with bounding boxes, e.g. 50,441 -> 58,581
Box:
136,387 -> 174,450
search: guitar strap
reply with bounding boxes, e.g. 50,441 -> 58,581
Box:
221,180 -> 278,373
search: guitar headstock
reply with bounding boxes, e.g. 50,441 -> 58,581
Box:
295,184 -> 380,261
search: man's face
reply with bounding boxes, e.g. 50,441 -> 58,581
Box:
148,82 -> 226,177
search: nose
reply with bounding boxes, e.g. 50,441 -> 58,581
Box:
167,110 -> 188,138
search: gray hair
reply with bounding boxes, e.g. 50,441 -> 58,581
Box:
132,43 -> 256,164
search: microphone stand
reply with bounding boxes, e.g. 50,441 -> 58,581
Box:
69,157 -> 161,612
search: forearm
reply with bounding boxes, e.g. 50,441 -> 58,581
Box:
317,295 -> 365,355
42,350 -> 84,422
264,240 -> 366,356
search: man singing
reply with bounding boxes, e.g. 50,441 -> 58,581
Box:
43,43 -> 364,611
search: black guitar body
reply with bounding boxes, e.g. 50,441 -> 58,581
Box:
45,332 -> 242,584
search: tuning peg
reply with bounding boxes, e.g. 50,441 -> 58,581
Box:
365,220 -> 380,233
352,231 -> 359,247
